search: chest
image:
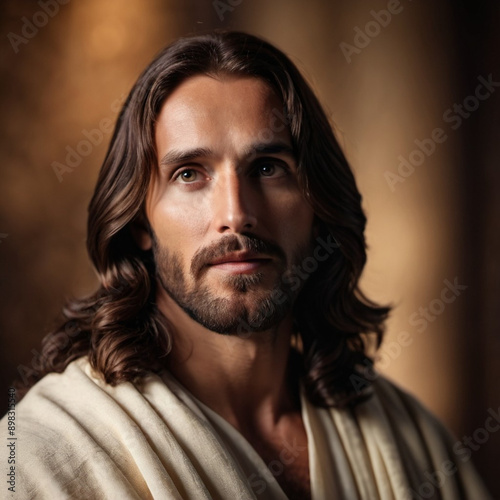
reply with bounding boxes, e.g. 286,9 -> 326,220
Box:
253,437 -> 311,500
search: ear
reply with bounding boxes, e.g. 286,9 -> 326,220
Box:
130,213 -> 153,251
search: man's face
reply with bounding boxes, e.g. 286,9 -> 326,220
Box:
143,75 -> 315,334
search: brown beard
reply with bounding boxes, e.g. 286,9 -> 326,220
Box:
151,232 -> 310,335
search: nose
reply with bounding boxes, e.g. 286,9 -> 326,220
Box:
213,170 -> 258,234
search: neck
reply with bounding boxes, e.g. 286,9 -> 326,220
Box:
157,288 -> 300,436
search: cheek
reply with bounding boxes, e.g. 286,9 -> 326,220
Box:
149,196 -> 208,261
269,192 -> 315,246
276,190 -> 314,226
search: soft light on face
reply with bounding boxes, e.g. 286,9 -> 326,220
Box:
144,75 -> 316,334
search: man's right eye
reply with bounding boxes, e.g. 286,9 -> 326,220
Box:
174,168 -> 199,183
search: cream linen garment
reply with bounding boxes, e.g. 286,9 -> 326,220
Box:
0,357 -> 491,499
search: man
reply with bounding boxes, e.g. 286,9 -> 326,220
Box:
1,31 -> 491,499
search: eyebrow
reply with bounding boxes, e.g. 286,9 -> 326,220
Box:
242,141 -> 295,158
159,141 -> 295,168
159,148 -> 212,167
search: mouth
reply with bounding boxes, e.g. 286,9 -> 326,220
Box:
208,252 -> 272,274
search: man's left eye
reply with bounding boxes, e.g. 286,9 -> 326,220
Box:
257,161 -> 287,177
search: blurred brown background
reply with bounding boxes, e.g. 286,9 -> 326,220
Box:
1,0 -> 499,496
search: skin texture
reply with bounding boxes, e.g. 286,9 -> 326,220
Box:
138,75 -> 315,498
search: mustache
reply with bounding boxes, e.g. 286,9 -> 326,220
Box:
190,233 -> 286,277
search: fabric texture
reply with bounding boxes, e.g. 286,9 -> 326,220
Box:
0,357 -> 491,499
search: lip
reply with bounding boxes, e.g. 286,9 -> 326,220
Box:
208,252 -> 272,273
208,252 -> 270,265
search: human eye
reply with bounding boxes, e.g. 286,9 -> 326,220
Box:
173,167 -> 202,183
253,158 -> 289,178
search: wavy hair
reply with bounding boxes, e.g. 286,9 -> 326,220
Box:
22,31 -> 390,407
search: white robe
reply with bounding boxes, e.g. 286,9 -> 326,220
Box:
0,357 -> 491,499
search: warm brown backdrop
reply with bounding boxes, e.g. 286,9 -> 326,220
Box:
1,0 -> 499,496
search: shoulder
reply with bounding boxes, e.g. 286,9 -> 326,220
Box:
2,356 -> 166,443
0,358 -> 162,498
363,375 -> 492,499
364,375 -> 462,460
4,357 -> 120,437
370,375 -> 449,434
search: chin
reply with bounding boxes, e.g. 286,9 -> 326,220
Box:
216,271 -> 268,293
184,292 -> 292,337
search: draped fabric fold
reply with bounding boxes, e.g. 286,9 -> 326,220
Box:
0,357 -> 491,499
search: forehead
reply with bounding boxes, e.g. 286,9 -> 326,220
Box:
154,75 -> 288,153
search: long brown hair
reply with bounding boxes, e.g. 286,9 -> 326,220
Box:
24,31 -> 389,407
